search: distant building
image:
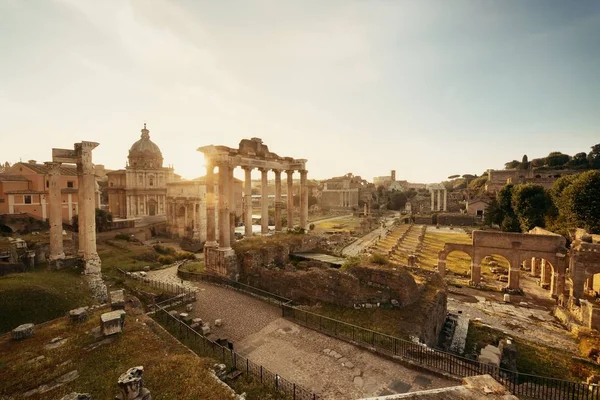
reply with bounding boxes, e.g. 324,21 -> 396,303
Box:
0,161 -> 100,223
466,199 -> 490,218
166,175 -> 242,241
107,124 -> 176,219
485,168 -> 580,193
319,173 -> 370,210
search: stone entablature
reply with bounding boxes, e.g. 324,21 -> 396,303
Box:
426,183 -> 447,212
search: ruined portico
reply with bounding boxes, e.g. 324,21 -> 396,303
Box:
198,138 -> 308,278
427,183 -> 447,212
49,142 -> 107,301
438,230 -> 567,295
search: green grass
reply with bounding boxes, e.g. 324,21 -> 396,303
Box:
312,216 -> 364,233
97,241 -> 162,277
180,261 -> 205,274
0,269 -> 92,334
464,321 -> 600,381
0,308 -> 235,400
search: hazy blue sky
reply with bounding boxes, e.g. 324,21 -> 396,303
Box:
1,0 -> 599,182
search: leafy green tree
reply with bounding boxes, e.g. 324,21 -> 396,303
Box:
530,158 -> 546,168
511,184 -> 551,231
559,171 -> 600,233
569,152 -> 590,169
505,160 -> 520,169
495,184 -> 520,232
546,152 -> 570,168
71,208 -> 113,232
387,191 -> 407,211
501,215 -> 521,232
484,198 -> 503,226
589,144 -> 600,169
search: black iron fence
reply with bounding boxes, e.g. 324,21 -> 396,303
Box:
283,305 -> 600,400
153,305 -> 318,400
171,267 -> 600,399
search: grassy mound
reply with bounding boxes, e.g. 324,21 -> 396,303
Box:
0,270 -> 92,334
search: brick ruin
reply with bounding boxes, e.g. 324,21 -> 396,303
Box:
232,234 -> 448,346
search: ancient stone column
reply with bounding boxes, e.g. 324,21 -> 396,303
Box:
540,260 -> 551,288
300,170 -> 308,230
77,163 -> 87,256
228,165 -> 236,242
217,163 -> 231,249
192,201 -> 200,240
260,168 -> 269,234
46,162 -> 65,261
437,189 -> 442,212
286,170 -> 294,229
430,190 -> 434,211
205,165 -> 217,247
530,257 -> 540,277
243,167 -> 253,237
78,142 -> 99,261
274,169 -> 282,232
443,189 -> 448,211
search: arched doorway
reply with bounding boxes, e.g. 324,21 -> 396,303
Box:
176,205 -> 186,237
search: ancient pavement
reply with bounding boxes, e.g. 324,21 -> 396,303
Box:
148,266 -> 455,399
342,213 -> 400,257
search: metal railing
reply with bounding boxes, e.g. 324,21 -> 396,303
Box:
153,305 -> 318,400
283,305 -> 600,400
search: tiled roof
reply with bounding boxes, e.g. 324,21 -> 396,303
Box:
4,190 -> 45,194
0,174 -> 29,182
13,162 -> 78,176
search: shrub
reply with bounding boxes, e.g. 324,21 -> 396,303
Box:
175,251 -> 196,261
158,255 -> 175,265
154,244 -> 177,256
309,223 -> 315,231
370,253 -> 389,265
115,233 -> 132,241
341,256 -> 362,271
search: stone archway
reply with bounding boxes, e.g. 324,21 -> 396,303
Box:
438,243 -> 473,276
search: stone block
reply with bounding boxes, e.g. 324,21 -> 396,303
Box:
214,319 -> 222,327
110,290 -> 125,310
101,310 -> 126,336
69,307 -> 89,323
60,393 -> 92,400
503,294 -> 511,303
168,310 -> 178,317
478,344 -> 501,367
192,318 -> 203,324
12,323 -> 34,340
117,366 -> 151,400
179,312 -> 189,321
185,303 -> 193,312
201,325 -> 211,335
190,323 -> 200,330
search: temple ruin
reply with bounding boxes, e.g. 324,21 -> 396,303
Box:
198,138 -> 308,278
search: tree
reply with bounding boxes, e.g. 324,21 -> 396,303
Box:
71,208 -> 113,232
448,175 -> 460,179
484,198 -> 503,226
505,160 -> 520,169
519,154 -> 530,170
387,191 -> 407,211
530,158 -> 546,168
546,152 -> 570,168
568,152 -> 590,169
511,184 -> 551,232
495,184 -> 520,232
589,144 -> 600,169
559,170 -> 600,233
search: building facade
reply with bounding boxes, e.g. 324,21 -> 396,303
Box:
107,124 -> 176,218
0,161 -> 99,223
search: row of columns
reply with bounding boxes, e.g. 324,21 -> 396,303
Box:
205,163 -> 309,250
430,189 -> 447,212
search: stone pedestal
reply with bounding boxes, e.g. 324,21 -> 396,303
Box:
117,366 -> 151,400
204,246 -> 238,279
101,310 -> 126,336
507,268 -> 520,290
12,323 -> 35,340
69,307 -> 89,323
110,289 -> 126,310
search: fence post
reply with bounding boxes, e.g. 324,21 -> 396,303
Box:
260,366 -> 263,383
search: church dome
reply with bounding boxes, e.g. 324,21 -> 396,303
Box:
128,124 -> 163,168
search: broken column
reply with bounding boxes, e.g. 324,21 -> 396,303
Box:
46,161 -> 65,261
117,366 -> 151,400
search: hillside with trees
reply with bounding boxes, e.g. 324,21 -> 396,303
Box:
503,143 -> 600,171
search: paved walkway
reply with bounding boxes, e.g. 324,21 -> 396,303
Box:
342,213 -> 399,257
148,266 -> 455,399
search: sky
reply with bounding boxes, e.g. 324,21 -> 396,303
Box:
1,0 -> 599,183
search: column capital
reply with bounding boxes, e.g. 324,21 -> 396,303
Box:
272,168 -> 282,174
259,167 -> 269,173
44,161 -> 62,174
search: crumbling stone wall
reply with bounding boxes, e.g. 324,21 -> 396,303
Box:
245,265 -> 421,307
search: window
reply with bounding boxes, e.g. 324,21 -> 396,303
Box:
476,209 -> 484,217
24,195 -> 32,204
46,181 -> 49,188
149,176 -> 154,186
67,181 -> 74,188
